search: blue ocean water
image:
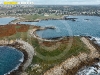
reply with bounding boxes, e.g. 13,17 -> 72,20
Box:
0,17 -> 16,25
0,46 -> 24,75
20,16 -> 100,38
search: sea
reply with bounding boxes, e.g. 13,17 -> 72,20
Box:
0,46 -> 24,75
0,17 -> 16,25
20,16 -> 100,75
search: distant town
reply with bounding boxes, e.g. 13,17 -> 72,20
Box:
0,5 -> 100,16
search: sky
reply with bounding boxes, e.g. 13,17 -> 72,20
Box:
1,0 -> 100,5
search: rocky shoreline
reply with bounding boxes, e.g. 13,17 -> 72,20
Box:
29,28 -> 64,42
43,37 -> 100,75
0,39 -> 34,75
0,36 -> 100,75
29,27 -> 100,75
12,15 -> 77,24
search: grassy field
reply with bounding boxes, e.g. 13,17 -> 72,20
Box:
25,37 -> 90,75
23,14 -> 63,20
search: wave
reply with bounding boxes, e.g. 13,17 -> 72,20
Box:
76,62 -> 100,75
76,36 -> 100,75
19,54 -> 24,62
74,34 -> 100,45
4,48 -> 24,75
4,56 -> 24,75
90,36 -> 100,45
4,63 -> 20,75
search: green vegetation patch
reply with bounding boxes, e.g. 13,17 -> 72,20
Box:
26,37 -> 90,75
15,25 -> 21,29
23,14 -> 63,20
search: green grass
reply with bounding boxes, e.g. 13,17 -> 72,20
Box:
15,26 -> 21,29
23,14 -> 63,20
26,37 -> 90,75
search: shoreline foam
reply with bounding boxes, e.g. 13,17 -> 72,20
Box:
0,39 -> 34,75
0,46 -> 24,75
76,62 -> 100,75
